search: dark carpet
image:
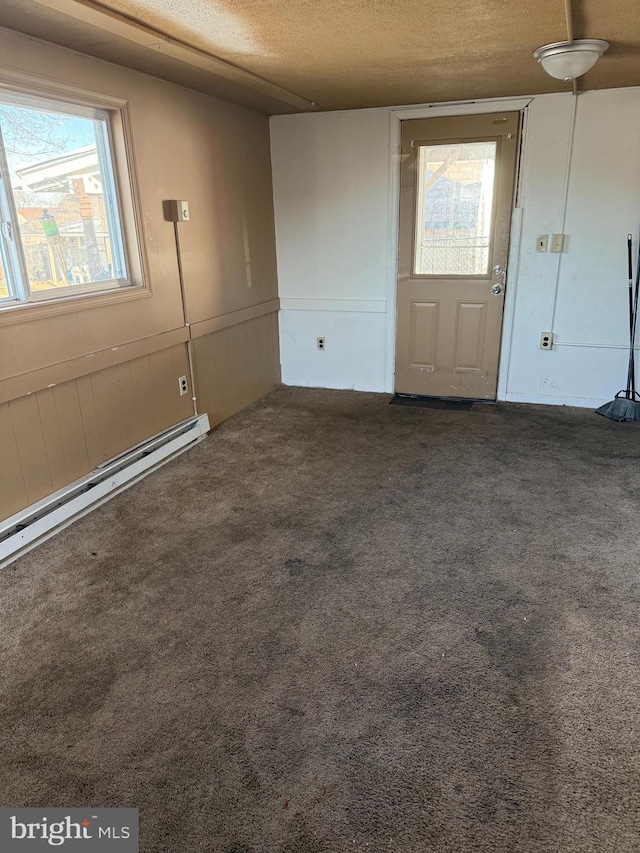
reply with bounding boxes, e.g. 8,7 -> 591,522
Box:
1,387 -> 640,852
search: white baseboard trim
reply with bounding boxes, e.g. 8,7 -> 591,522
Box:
0,413 -> 210,569
283,380 -> 388,393
503,392 -> 605,408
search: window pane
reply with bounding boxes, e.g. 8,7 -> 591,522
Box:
0,102 -> 125,294
0,252 -> 8,299
413,141 -> 497,276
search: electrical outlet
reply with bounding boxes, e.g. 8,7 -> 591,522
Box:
164,200 -> 190,222
178,375 -> 188,395
550,233 -> 565,253
317,337 -> 325,351
536,235 -> 549,253
540,332 -> 554,350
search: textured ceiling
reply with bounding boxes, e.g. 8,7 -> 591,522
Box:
2,0 -> 640,112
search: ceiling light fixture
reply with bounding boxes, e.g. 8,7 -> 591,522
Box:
533,39 -> 609,81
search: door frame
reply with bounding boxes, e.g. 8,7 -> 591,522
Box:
385,98 -> 533,397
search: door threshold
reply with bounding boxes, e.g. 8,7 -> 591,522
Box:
390,394 -> 496,411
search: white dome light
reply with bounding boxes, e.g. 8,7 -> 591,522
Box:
533,39 -> 609,82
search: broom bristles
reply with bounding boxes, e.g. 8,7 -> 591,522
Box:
596,394 -> 640,422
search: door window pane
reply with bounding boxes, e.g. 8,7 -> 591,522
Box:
1,101 -> 126,294
413,141 -> 497,276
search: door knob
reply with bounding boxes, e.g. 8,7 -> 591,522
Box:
490,283 -> 504,296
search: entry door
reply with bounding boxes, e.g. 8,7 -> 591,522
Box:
395,112 -> 520,399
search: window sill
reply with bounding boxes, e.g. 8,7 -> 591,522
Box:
0,283 -> 151,327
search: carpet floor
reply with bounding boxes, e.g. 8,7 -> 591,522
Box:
1,387 -> 640,852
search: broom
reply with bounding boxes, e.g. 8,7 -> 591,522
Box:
596,232 -> 640,422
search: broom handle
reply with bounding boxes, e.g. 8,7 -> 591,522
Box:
633,231 -> 640,397
626,235 -> 634,398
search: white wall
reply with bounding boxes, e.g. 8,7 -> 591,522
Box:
271,109 -> 393,392
271,87 -> 640,406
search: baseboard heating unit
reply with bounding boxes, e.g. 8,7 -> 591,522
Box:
0,413 -> 210,569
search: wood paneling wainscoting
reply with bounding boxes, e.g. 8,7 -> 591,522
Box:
0,344 -> 192,521
192,305 -> 280,428
0,306 -> 281,523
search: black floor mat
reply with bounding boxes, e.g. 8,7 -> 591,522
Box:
389,395 -> 474,411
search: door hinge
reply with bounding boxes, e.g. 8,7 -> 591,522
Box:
1,220 -> 13,241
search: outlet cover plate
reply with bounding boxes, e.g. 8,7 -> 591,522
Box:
540,332 -> 554,350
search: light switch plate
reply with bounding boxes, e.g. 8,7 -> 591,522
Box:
536,235 -> 548,253
550,233 -> 565,253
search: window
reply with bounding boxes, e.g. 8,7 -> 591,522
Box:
0,90 -> 129,306
413,141 -> 497,277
